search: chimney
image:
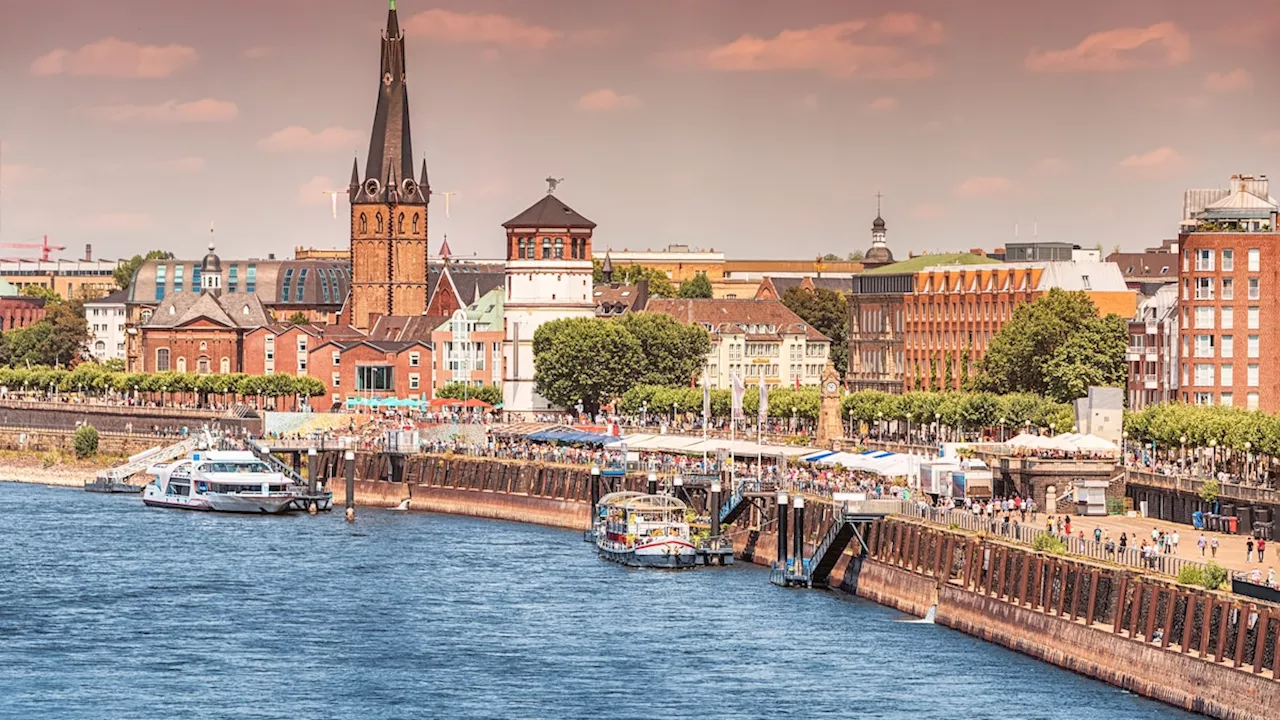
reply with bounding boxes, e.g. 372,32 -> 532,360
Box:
84,244 -> 92,262
268,253 -> 276,260
969,248 -> 985,257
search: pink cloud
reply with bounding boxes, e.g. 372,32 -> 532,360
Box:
30,37 -> 197,78
151,156 -> 205,174
297,175 -> 340,206
259,126 -> 363,152
1204,68 -> 1252,93
1026,22 -> 1190,72
955,176 -> 1015,198
403,10 -> 561,49
703,13 -> 944,78
576,89 -> 641,112
84,212 -> 153,231
1118,146 -> 1185,172
869,96 -> 898,112
88,99 -> 239,124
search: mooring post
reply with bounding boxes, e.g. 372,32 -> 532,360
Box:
307,448 -> 318,495
673,475 -> 684,504
647,471 -> 657,496
344,449 -> 356,523
793,496 -> 806,575
710,480 -> 722,539
777,492 -> 789,566
589,465 -> 601,517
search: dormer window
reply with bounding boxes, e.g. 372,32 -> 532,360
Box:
243,305 -> 250,316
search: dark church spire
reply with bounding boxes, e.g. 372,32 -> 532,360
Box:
355,0 -> 426,205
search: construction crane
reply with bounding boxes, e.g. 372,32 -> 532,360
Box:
0,235 -> 67,261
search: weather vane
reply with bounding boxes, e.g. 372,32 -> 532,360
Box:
545,177 -> 564,194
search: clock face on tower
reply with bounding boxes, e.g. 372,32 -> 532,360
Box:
824,381 -> 838,394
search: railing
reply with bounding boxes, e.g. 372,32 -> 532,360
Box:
247,441 -> 308,486
97,437 -> 198,482
719,486 -> 745,523
1127,469 -> 1280,505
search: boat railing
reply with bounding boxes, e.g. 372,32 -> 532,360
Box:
97,437 -> 199,483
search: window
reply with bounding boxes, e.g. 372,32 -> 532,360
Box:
1194,278 -> 1214,300
1249,248 -> 1260,272
155,348 -> 170,371
1182,279 -> 1189,301
409,373 -> 420,390
1221,393 -> 1233,407
155,265 -> 167,301
1249,277 -> 1260,300
1194,307 -> 1214,329
176,357 -> 187,373
409,352 -> 420,367
197,357 -> 210,374
282,268 -> 294,302
356,365 -> 394,391
228,265 -> 239,292
554,238 -> 563,259
1248,335 -> 1260,358
1248,306 -> 1260,329
1194,364 -> 1214,386
1182,249 -> 1190,272
1248,392 -> 1260,410
192,264 -> 201,289
412,213 -> 420,234
1221,307 -> 1233,329
518,238 -> 527,259
1222,249 -> 1234,271
542,237 -> 552,259
376,213 -> 383,234
1248,364 -> 1260,387
1222,277 -> 1234,300
1196,248 -> 1214,271
220,357 -> 230,373
397,212 -> 404,234
173,265 -> 184,293
295,269 -> 308,302
1195,335 -> 1214,358
331,372 -> 341,388
359,213 -> 368,234
1222,335 -> 1234,357
1195,393 -> 1214,406
332,351 -> 341,366
246,264 -> 257,293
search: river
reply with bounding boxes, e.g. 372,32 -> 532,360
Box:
0,483 -> 1197,719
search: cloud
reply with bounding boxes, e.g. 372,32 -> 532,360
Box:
1026,22 -> 1190,72
576,89 -> 641,112
297,175 -> 338,206
84,212 -> 153,231
1204,68 -> 1252,93
258,126 -> 362,152
88,98 -> 239,124
869,96 -> 898,112
244,46 -> 272,60
912,203 -> 946,219
1118,147 -> 1186,175
150,156 -> 205,174
955,176 -> 1015,198
702,12 -> 944,78
1031,157 -> 1071,177
30,37 -> 197,78
403,10 -> 561,49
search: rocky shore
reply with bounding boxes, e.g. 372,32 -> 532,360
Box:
0,452 -> 130,489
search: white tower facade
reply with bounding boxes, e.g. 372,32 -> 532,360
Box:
501,192 -> 597,418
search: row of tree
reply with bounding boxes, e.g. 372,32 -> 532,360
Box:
590,261 -> 714,299
617,384 -> 1075,432
0,365 -> 326,404
1124,403 -> 1280,457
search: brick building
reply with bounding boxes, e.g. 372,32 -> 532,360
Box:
1176,174 -> 1280,409
139,291 -> 270,374
308,339 -> 431,412
1127,285 -> 1178,410
903,260 -> 1134,391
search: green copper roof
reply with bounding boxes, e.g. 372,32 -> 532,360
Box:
389,0 -> 396,9
861,252 -> 1000,275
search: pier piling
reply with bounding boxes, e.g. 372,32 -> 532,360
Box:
344,449 -> 355,522
710,481 -> 721,539
307,448 -> 318,496
777,492 -> 789,566
647,471 -> 657,496
793,496 -> 805,574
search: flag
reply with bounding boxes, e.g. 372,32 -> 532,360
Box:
730,372 -> 745,420
758,381 -> 769,424
702,371 -> 711,423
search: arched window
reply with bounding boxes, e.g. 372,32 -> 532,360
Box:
155,348 -> 170,371
199,341 -> 208,351
554,238 -> 564,259
197,357 -> 210,374
176,356 -> 187,373
398,212 -> 405,234
541,237 -> 552,259
359,213 -> 368,234
376,213 -> 384,234
517,238 -> 526,259
220,357 -> 230,374
412,214 -> 420,234
94,341 -> 105,353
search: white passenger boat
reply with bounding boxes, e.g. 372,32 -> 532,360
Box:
594,492 -> 697,569
142,450 -> 297,514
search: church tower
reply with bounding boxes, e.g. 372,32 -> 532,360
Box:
502,181 -> 597,417
349,0 -> 431,330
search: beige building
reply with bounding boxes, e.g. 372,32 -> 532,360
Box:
0,259 -> 121,299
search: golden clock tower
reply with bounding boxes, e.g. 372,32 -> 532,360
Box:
816,362 -> 843,448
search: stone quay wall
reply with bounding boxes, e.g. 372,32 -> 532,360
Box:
0,426 -> 174,456
0,399 -> 254,435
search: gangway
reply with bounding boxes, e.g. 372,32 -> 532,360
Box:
85,437 -> 199,493
246,439 -> 333,512
771,496 -> 899,589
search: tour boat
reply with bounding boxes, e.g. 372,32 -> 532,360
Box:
142,450 -> 297,514
594,492 -> 697,569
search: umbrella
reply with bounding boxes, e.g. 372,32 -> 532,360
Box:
461,398 -> 492,409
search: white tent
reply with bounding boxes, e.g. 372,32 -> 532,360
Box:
1070,434 -> 1120,454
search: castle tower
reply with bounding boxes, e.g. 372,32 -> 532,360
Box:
502,182 -> 597,417
349,0 -> 430,330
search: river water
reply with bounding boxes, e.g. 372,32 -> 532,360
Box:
1,483 -> 1197,719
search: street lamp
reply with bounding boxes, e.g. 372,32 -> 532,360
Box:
1245,441 -> 1253,483
934,411 -> 941,443
1180,434 -> 1188,466
1209,439 -> 1218,477
847,406 -> 855,439
672,401 -> 678,426
641,401 -> 648,427
876,411 -> 883,440
1049,422 -> 1056,437
998,417 -> 1006,443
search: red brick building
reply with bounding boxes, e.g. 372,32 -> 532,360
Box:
139,291 -> 270,373
307,339 -> 431,411
0,295 -> 46,331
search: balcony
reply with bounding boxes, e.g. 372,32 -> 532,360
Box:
1143,374 -> 1159,390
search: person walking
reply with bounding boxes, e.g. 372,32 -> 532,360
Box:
1211,537 -> 1219,558
1198,533 -> 1207,557
1259,537 -> 1267,563
1094,527 -> 1102,543
1247,538 -> 1255,563
1171,531 -> 1180,555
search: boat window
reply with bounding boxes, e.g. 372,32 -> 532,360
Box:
201,461 -> 272,474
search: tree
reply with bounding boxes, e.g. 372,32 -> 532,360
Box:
534,317 -> 643,413
780,286 -> 849,377
21,285 -> 62,305
437,382 -> 503,405
114,250 -> 175,292
287,312 -> 311,325
616,312 -> 710,387
974,288 -> 1126,402
677,272 -> 713,299
73,425 -> 99,458
847,251 -> 865,262
591,260 -> 676,298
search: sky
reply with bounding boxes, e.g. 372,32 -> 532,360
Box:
1,0 -> 1278,263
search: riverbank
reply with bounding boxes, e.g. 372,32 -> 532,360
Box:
0,452 -> 120,488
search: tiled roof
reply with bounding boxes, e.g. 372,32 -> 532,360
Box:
1104,252 -> 1176,278
644,298 -> 831,342
86,289 -> 129,305
368,314 -> 451,342
144,291 -> 269,329
503,194 -> 596,229
861,253 -> 998,275
593,283 -> 646,316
